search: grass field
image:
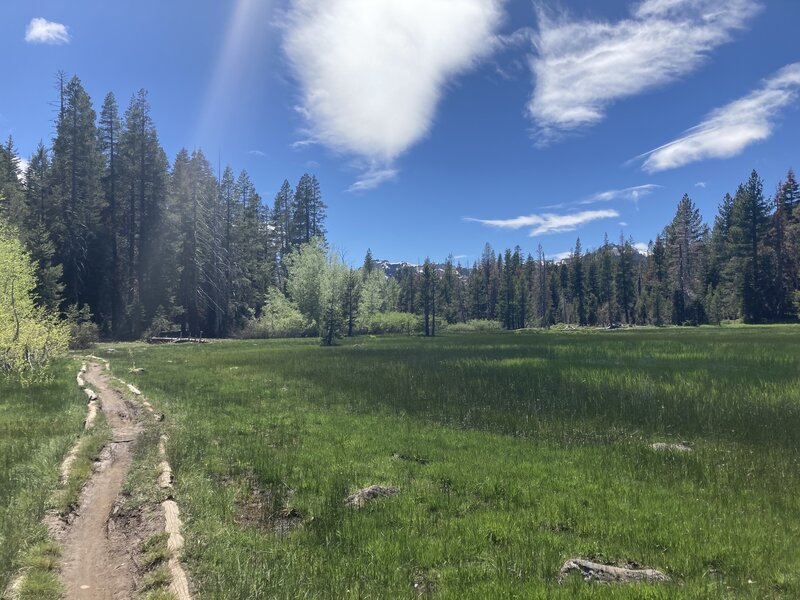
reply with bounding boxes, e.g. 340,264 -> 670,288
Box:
0,361 -> 85,594
102,327 -> 800,599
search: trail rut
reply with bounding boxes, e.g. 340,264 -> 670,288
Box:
55,363 -> 143,600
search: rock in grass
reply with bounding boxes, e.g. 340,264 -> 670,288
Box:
345,485 -> 399,508
650,442 -> 692,452
558,558 -> 670,584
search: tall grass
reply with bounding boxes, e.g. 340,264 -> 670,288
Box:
110,327 -> 800,598
0,361 -> 84,592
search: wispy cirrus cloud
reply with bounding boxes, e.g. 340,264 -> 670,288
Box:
347,165 -> 399,193
25,18 -> 70,45
528,0 -> 760,144
639,63 -> 800,172
465,209 -> 619,236
248,149 -> 266,157
283,0 -> 504,189
580,184 -> 660,205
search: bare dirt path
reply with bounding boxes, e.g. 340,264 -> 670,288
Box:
56,362 -> 143,600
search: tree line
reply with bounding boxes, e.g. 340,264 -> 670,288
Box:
0,73 -> 326,340
378,168 -> 800,330
1,74 -> 798,348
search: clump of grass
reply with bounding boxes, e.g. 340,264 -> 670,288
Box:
17,568 -> 62,600
141,532 -> 171,569
22,541 -> 61,571
140,565 -> 171,591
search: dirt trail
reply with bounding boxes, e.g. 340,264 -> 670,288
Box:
57,362 -> 142,600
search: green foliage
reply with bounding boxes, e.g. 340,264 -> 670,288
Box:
65,304 -> 99,349
445,318 -> 503,333
356,310 -> 419,335
240,289 -> 315,339
319,251 -> 348,346
0,223 -> 70,378
286,238 -> 326,326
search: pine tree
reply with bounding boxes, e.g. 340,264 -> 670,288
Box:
362,248 -> 376,278
49,76 -> 105,313
420,259 -> 437,336
730,171 -> 770,322
99,92 -> 122,334
271,179 -> 294,285
598,234 -> 616,324
570,238 -> 586,325
21,145 -> 63,311
616,235 -> 635,324
118,89 -> 170,337
665,194 -> 704,324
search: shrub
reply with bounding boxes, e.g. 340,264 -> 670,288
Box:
66,304 -> 99,349
356,311 -> 419,335
446,319 -> 502,333
239,289 -> 316,339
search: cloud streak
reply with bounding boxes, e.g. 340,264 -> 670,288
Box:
466,209 -> 619,236
581,184 -> 660,204
347,165 -> 399,193
283,0 -> 503,187
25,18 -> 70,44
640,62 -> 800,172
528,0 -> 760,144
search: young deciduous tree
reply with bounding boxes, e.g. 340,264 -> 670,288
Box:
0,222 -> 70,378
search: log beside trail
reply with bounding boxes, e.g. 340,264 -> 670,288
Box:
148,331 -> 205,344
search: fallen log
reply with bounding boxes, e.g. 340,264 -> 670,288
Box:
558,558 -> 670,584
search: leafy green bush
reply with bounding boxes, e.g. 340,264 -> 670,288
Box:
445,319 -> 502,333
65,304 -> 99,349
239,289 -> 315,339
356,311 -> 419,335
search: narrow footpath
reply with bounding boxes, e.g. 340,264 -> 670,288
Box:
57,362 -> 142,600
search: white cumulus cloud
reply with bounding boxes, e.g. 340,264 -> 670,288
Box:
465,209 -> 619,236
25,18 -> 70,45
527,0 -> 759,144
283,0 -> 504,186
640,62 -> 800,172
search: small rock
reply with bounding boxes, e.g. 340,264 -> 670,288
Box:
650,442 -> 692,452
345,485 -> 399,508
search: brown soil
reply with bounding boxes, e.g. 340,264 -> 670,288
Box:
50,362 -> 156,600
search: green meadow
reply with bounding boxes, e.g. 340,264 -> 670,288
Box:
102,327 -> 800,599
0,361 -> 85,594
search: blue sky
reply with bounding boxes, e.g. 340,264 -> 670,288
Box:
2,0 -> 799,265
